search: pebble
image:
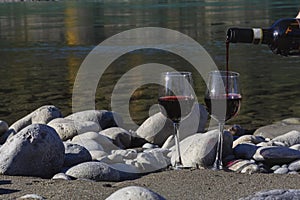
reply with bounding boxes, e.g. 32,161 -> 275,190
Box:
253,146 -> 300,165
71,131 -> 119,153
0,124 -> 64,178
233,135 -> 265,148
0,105 -> 62,144
271,130 -> 300,147
105,186 -> 166,200
273,166 -> 289,174
48,118 -> 100,141
17,194 -> 46,200
65,161 -> 121,181
63,142 -> 92,167
171,130 -> 233,168
233,143 -> 259,160
65,110 -> 123,130
52,173 -> 72,180
100,127 -> 132,149
240,189 -> 300,200
0,120 -> 8,137
288,159 -> 300,171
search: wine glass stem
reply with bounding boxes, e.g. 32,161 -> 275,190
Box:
173,122 -> 183,168
213,121 -> 225,170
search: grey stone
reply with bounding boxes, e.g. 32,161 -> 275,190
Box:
89,150 -> 108,160
65,161 -> 121,181
0,124 -> 65,178
290,144 -> 300,151
288,159 -> 300,171
52,173 -> 72,180
136,104 -> 208,147
253,146 -> 300,165
18,194 -> 46,200
240,163 -> 260,174
1,105 -> 62,144
135,150 -> 169,173
270,165 -> 280,171
233,135 -> 265,148
273,166 -> 289,174
63,142 -> 92,167
100,127 -> 132,149
282,118 -> 300,125
71,131 -> 119,153
48,118 -> 100,141
171,130 -> 233,168
254,120 -> 300,139
239,189 -> 300,200
142,143 -> 159,149
105,186 -> 166,200
271,130 -> 300,147
233,143 -> 259,159
111,149 -> 138,160
72,139 -> 104,151
65,110 -> 123,130
0,120 -> 8,137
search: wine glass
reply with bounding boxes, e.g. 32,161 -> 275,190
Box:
158,71 -> 196,169
204,70 -> 241,170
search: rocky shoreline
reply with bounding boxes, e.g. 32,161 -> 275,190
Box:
1,105 -> 300,199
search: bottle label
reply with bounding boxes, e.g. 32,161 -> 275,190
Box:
252,28 -> 263,44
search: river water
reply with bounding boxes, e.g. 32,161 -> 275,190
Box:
0,0 -> 300,130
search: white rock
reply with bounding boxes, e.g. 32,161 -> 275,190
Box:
135,151 -> 168,173
271,130 -> 300,147
111,149 -> 138,160
100,127 -> 132,149
71,139 -> 104,151
63,142 -> 92,167
48,118 -> 100,140
105,186 -> 166,200
0,120 -> 8,137
65,110 -> 123,130
233,135 -> 265,148
52,173 -> 72,180
171,130 -> 233,168
89,150 -> 108,160
1,105 -> 62,143
72,131 -> 119,153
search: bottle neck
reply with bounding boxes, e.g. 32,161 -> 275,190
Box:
227,28 -> 272,44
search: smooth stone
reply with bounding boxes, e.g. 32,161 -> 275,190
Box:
240,163 -> 260,174
71,138 -> 104,151
63,142 -> 92,167
254,120 -> 300,139
0,120 -> 8,137
282,118 -> 300,125
105,186 -> 166,200
100,127 -> 132,149
52,173 -> 72,180
288,159 -> 300,171
161,135 -> 174,149
253,146 -> 300,165
89,150 -> 108,160
1,105 -> 62,144
142,143 -> 159,149
227,159 -> 255,172
233,135 -> 265,148
48,118 -> 100,141
171,130 -> 233,168
136,112 -> 173,147
233,143 -> 259,159
0,124 -> 65,178
240,189 -> 300,200
111,149 -> 138,160
18,194 -> 46,200
109,163 -> 140,175
273,166 -> 289,174
136,104 -> 208,147
270,165 -> 280,171
72,131 -> 119,153
65,110 -> 123,130
271,130 -> 300,147
65,161 -> 120,181
290,144 -> 300,151
135,151 -> 169,173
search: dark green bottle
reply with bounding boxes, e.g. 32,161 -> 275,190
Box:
227,18 -> 300,56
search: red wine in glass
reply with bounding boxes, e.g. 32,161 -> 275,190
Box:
204,93 -> 242,122
158,95 -> 195,123
159,72 -> 195,169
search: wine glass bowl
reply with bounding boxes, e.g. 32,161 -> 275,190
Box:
158,71 -> 196,169
204,70 -> 242,170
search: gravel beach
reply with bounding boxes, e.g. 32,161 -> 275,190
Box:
1,169 -> 300,200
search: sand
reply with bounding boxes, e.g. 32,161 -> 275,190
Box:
1,169 -> 300,200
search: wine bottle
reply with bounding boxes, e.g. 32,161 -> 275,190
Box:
227,18 -> 300,56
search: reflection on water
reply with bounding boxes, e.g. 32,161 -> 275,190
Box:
0,1 -> 300,129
